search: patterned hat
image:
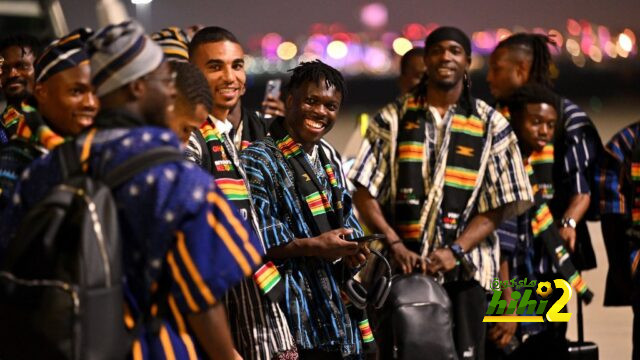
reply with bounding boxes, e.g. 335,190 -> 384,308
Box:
151,26 -> 190,62
34,28 -> 93,83
87,20 -> 164,97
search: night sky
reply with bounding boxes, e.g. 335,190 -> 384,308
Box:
59,0 -> 640,43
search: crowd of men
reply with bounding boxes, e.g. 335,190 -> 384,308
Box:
0,18 -> 637,360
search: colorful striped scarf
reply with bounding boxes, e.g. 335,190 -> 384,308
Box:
525,157 -> 594,303
395,94 -> 485,277
270,117 -> 343,235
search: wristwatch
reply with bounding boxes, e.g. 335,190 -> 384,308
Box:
448,243 -> 465,260
561,217 -> 577,229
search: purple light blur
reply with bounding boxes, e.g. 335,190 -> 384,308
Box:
360,3 -> 388,28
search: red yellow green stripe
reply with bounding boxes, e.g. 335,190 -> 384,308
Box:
276,135 -> 303,158
397,221 -> 421,239
405,96 -> 424,111
632,163 -> 640,181
531,204 -> 554,236
2,106 -> 21,129
241,140 -> 251,150
398,141 -> 423,162
633,209 -> 640,225
568,272 -> 589,296
451,114 -> 484,137
359,319 -> 375,343
324,164 -> 338,187
200,122 -> 222,143
253,261 -> 282,295
444,166 -> 478,190
305,191 -> 332,216
529,144 -> 554,165
215,178 -> 249,201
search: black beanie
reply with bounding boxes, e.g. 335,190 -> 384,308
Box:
424,26 -> 471,57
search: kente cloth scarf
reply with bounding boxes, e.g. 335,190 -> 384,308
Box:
1,104 -> 23,138
628,141 -> 640,292
1,101 -> 65,150
394,95 -> 485,250
270,118 -> 344,235
525,156 -> 594,303
199,118 -> 285,301
198,119 -> 253,217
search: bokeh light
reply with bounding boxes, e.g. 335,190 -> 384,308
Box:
327,40 -> 348,59
277,42 -> 298,60
392,37 -> 413,56
360,3 -> 388,28
618,33 -> 633,52
566,38 -> 580,57
567,19 -> 581,36
588,45 -> 602,63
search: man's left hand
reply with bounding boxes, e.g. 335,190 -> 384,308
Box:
558,226 -> 576,252
427,248 -> 457,274
262,96 -> 285,117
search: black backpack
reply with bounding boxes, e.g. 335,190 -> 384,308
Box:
374,274 -> 458,360
0,140 -> 184,360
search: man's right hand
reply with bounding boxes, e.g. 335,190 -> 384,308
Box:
390,242 -> 426,274
307,228 -> 359,261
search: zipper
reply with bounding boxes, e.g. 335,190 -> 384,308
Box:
58,184 -> 112,287
0,271 -> 79,314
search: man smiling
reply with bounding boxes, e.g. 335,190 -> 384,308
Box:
349,27 -> 533,359
242,60 -> 369,359
0,34 -> 40,141
186,26 -> 297,360
0,29 -> 98,205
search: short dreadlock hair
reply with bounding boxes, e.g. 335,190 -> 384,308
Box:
170,61 -> 213,113
0,34 -> 42,58
188,26 -> 239,59
495,33 -> 556,88
506,83 -> 560,127
286,60 -> 346,104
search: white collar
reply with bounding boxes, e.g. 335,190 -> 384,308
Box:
210,115 -> 233,134
308,145 -> 319,164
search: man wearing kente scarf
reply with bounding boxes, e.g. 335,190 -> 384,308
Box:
597,121 -> 640,359
487,33 -> 602,272
0,34 -> 41,142
185,26 -> 297,360
242,60 -> 370,360
488,84 -> 594,359
0,28 -> 98,206
349,27 -> 533,359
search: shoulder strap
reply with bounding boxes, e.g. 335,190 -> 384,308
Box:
102,146 -> 185,188
58,140 -> 82,180
193,128 -> 213,173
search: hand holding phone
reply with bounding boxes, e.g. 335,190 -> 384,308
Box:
349,234 -> 386,243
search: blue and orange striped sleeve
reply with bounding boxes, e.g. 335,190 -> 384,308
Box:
168,181 -> 263,314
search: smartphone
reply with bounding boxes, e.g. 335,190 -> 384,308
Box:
349,234 -> 386,243
263,79 -> 282,118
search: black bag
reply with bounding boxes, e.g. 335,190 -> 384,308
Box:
0,141 -> 184,360
374,273 -> 458,360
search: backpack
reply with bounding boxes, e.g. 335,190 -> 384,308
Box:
0,140 -> 184,360
374,274 -> 458,360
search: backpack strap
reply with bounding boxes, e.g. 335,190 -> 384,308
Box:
193,128 -> 213,173
102,146 -> 185,188
58,141 -> 83,180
